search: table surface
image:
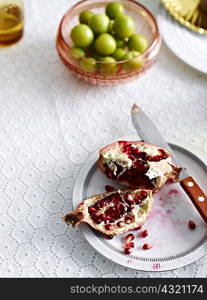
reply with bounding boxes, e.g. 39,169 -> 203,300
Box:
0,0 -> 207,278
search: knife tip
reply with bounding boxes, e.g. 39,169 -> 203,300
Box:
131,103 -> 140,114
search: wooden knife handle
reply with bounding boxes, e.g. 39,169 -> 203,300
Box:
180,176 -> 207,223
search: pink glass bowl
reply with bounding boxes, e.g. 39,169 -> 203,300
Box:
56,0 -> 161,85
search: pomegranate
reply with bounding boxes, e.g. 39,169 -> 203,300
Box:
62,189 -> 153,236
98,141 -> 181,191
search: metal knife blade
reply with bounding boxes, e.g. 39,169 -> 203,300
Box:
131,104 -> 188,180
131,103 -> 207,223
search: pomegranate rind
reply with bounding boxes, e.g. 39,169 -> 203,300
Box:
62,189 -> 153,236
98,141 -> 182,191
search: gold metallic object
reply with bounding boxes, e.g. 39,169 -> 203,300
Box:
161,0 -> 207,34
0,0 -> 24,46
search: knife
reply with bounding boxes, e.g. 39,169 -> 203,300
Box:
131,103 -> 207,223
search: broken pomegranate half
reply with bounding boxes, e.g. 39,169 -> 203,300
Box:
98,141 -> 181,191
62,189 -> 153,236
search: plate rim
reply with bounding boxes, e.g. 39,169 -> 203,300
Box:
72,136 -> 207,272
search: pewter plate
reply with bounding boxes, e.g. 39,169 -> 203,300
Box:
72,137 -> 207,271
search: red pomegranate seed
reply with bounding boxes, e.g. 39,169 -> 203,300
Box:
139,190 -> 147,200
124,247 -> 133,255
134,197 -> 142,204
104,216 -> 113,223
125,192 -> 134,202
104,234 -> 113,240
128,205 -> 134,211
117,221 -> 125,228
143,243 -> 152,250
105,185 -> 115,192
125,217 -> 132,224
188,220 -> 196,230
99,200 -> 106,208
124,233 -> 134,243
105,224 -> 113,231
125,242 -> 134,248
88,206 -> 96,213
133,225 -> 142,231
141,229 -> 148,238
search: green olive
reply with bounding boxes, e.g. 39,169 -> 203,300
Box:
123,52 -> 144,72
88,14 -> 110,34
79,10 -> 94,24
70,46 -> 86,60
94,33 -> 117,56
106,2 -> 124,20
99,56 -> 118,75
71,24 -> 94,47
80,57 -> 96,72
128,33 -> 148,53
113,48 -> 127,61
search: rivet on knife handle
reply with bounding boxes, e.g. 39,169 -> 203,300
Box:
180,176 -> 207,223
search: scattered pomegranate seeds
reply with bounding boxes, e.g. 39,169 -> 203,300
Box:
125,241 -> 134,248
141,229 -> 148,238
188,220 -> 196,230
133,225 -> 142,231
124,247 -> 134,255
105,185 -> 115,192
124,233 -> 134,243
143,243 -> 152,250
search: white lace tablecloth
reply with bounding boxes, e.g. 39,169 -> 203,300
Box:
0,0 -> 207,278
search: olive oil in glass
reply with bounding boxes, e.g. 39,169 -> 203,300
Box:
0,0 -> 24,46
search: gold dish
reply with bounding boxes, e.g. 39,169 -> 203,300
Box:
161,0 -> 207,34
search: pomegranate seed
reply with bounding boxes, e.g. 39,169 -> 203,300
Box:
133,225 -> 142,231
105,185 -> 115,192
133,148 -> 140,155
125,217 -> 132,224
104,216 -> 113,223
127,205 -> 134,211
125,241 -> 134,248
95,219 -> 102,224
88,206 -> 96,213
125,192 -> 133,201
124,233 -> 134,243
139,190 -> 147,200
141,229 -> 148,238
143,243 -> 152,250
124,247 -> 133,255
134,197 -> 142,204
104,234 -> 113,240
99,200 -> 107,208
105,224 -> 113,231
117,221 -> 125,228
188,220 -> 196,230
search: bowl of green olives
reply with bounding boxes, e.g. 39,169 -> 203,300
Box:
56,0 -> 161,85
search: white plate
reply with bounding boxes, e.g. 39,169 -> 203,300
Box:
72,137 -> 207,271
157,7 -> 207,74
